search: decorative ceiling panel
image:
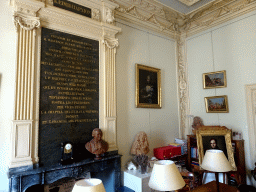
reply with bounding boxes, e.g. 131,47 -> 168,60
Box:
156,0 -> 216,14
112,0 -> 256,37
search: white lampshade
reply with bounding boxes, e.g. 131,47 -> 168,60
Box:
148,160 -> 185,191
202,149 -> 232,172
72,178 -> 106,192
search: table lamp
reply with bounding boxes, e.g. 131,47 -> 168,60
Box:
201,149 -> 232,192
72,178 -> 106,192
148,160 -> 185,192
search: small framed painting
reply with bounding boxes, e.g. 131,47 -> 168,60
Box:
135,64 -> 161,108
204,95 -> 229,113
203,70 -> 227,89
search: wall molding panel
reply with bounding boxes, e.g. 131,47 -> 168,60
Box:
245,84 -> 256,169
11,121 -> 32,168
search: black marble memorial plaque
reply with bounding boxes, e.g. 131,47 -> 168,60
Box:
39,27 -> 99,166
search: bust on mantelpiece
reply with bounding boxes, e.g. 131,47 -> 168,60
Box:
85,128 -> 109,160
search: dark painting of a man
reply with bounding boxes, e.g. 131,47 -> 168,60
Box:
139,70 -> 158,104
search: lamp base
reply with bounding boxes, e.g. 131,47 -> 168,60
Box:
215,172 -> 220,192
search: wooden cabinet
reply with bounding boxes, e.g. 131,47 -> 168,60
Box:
186,135 -> 246,185
187,135 -> 197,171
232,140 -> 246,184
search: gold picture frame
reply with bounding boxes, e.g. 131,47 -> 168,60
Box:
203,70 -> 227,89
135,64 -> 161,108
205,95 -> 229,113
196,126 -> 237,171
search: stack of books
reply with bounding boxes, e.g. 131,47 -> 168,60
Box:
191,161 -> 200,171
174,138 -> 188,155
190,147 -> 198,158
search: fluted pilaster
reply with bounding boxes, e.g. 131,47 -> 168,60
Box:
102,38 -> 119,151
10,13 -> 41,168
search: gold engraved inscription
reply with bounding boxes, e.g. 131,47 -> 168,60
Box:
41,30 -> 99,124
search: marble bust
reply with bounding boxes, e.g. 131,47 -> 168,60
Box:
130,131 -> 149,155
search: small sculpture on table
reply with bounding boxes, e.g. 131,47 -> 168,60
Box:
130,131 -> 149,155
130,131 -> 150,174
192,116 -> 204,135
133,154 -> 149,174
85,128 -> 109,160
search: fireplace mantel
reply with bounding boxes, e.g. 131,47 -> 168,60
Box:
8,153 -> 121,192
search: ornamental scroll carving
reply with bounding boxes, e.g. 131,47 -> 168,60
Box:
92,8 -> 101,21
102,38 -> 119,49
177,38 -> 189,139
14,13 -> 40,31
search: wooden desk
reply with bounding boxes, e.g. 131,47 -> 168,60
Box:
191,181 -> 237,192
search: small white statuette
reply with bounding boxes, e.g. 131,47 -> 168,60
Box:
127,161 -> 137,170
105,8 -> 114,24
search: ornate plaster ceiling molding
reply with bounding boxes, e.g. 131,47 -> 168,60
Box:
178,0 -> 201,6
112,0 -> 256,38
181,0 -> 256,36
110,0 -> 183,38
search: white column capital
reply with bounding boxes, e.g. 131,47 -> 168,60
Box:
13,12 -> 40,31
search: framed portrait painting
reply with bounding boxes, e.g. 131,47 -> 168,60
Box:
203,70 -> 227,89
135,64 -> 161,108
205,95 -> 229,113
196,127 -> 237,171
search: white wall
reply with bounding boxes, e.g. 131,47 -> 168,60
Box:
115,21 -> 180,168
0,3 -> 180,191
0,1 -> 17,191
187,11 -> 256,184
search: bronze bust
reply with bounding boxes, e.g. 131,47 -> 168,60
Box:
85,128 -> 109,160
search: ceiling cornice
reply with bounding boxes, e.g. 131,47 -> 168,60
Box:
183,0 -> 256,36
111,0 -> 256,38
110,0 -> 182,38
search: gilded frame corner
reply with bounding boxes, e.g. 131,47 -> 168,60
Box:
203,70 -> 227,89
135,64 -> 161,109
205,95 -> 229,113
196,128 -> 237,171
